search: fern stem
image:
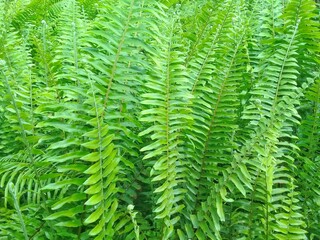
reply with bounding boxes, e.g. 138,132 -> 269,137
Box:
102,0 -> 135,112
270,18 -> 300,115
161,18 -> 174,240
190,2 -> 233,94
8,182 -> 28,240
1,69 -> 33,164
41,20 -> 49,87
89,73 -> 107,235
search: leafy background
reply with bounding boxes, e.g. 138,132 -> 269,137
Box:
0,0 -> 319,239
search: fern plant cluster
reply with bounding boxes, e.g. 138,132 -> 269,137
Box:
0,0 -> 319,239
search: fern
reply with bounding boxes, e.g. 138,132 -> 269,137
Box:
139,9 -> 193,239
176,1 -> 254,239
297,73 -> 320,239
0,0 -> 320,239
233,1 -> 310,239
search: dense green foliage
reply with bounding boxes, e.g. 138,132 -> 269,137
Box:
0,0 -> 319,239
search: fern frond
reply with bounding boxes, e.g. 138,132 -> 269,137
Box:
80,1 -> 167,237
184,0 -> 242,209
296,73 -> 320,238
232,2 -> 308,238
139,8 -> 193,239
0,27 -> 47,208
80,98 -> 120,239
177,1 -> 255,239
11,0 -> 70,29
